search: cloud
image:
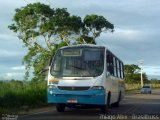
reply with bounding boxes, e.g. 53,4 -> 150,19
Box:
1,72 -> 24,80
102,28 -> 143,42
0,33 -> 14,40
97,26 -> 160,69
11,66 -> 25,70
0,49 -> 24,57
143,66 -> 160,80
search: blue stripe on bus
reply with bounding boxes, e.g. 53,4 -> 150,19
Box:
47,88 -> 106,105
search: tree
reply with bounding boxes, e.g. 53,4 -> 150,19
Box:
124,64 -> 149,83
124,64 -> 140,75
81,14 -> 114,44
124,64 -> 139,83
9,3 -> 114,80
150,78 -> 160,84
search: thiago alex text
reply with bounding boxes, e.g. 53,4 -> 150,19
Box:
99,114 -> 159,120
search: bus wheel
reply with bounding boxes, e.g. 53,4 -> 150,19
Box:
100,92 -> 111,113
107,92 -> 111,108
56,104 -> 65,112
100,104 -> 107,113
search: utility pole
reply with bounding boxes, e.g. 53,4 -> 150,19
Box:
138,60 -> 144,87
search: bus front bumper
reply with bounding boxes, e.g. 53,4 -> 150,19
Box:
47,88 -> 106,105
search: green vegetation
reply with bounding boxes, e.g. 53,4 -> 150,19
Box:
124,64 -> 149,84
8,2 -> 114,81
124,64 -> 160,85
124,64 -> 160,91
0,80 -> 47,113
150,78 -> 160,84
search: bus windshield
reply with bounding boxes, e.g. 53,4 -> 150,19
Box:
50,47 -> 104,78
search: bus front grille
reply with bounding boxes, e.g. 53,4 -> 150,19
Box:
58,86 -> 90,91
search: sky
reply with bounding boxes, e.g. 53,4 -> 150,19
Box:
0,0 -> 160,80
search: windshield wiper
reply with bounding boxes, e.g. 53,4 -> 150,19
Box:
69,65 -> 84,70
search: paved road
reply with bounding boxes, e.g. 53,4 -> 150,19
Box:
18,89 -> 160,120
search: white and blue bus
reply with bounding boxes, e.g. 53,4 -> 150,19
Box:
47,44 -> 124,113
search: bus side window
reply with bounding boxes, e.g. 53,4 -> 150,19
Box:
120,62 -> 124,79
107,52 -> 114,76
113,57 -> 117,77
116,59 -> 120,78
119,61 -> 122,78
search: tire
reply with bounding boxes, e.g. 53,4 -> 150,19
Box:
56,104 -> 65,112
107,92 -> 111,108
100,92 -> 111,113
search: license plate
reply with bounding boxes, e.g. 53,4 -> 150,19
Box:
67,99 -> 78,103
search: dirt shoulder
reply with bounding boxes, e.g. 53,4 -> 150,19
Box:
18,105 -> 55,115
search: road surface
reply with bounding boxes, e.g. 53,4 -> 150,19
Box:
18,89 -> 160,120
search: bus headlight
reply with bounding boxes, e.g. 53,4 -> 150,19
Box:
49,90 -> 53,95
91,86 -> 104,90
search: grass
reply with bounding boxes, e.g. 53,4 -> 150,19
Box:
0,80 -> 47,114
125,83 -> 160,91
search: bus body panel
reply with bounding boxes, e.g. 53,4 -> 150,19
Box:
105,77 -> 124,104
48,88 -> 106,105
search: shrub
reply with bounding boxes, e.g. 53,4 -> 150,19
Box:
0,80 -> 47,110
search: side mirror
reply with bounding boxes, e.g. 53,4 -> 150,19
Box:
42,68 -> 49,73
38,67 -> 49,76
